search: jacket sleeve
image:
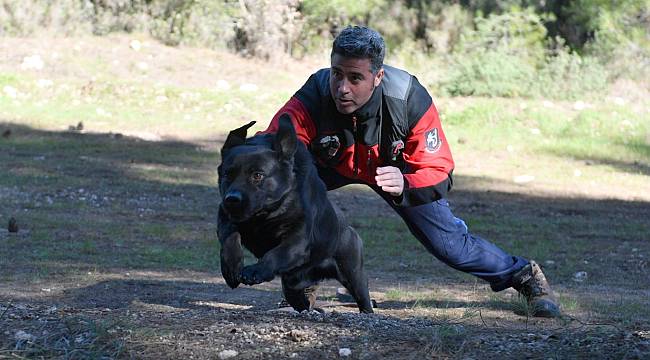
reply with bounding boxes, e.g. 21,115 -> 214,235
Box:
397,100 -> 455,207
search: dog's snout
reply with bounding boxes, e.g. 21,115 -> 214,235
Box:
223,191 -> 243,206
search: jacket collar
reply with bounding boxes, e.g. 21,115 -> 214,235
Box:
352,85 -> 382,122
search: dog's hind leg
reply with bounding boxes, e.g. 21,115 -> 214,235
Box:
335,227 -> 373,313
280,276 -> 316,312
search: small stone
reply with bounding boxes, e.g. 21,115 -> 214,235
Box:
136,62 -> 149,71
217,349 -> 238,359
339,348 -> 352,357
21,55 -> 45,70
15,330 -> 35,342
129,40 -> 142,51
216,80 -> 231,91
3,85 -> 18,99
513,175 -> 535,184
289,329 -> 308,342
573,101 -> 586,110
573,271 -> 587,282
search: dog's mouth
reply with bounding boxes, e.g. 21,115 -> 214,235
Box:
221,205 -> 249,222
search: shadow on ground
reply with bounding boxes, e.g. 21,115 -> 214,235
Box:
1,122 -> 649,322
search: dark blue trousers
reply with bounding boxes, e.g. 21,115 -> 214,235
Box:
318,166 -> 529,291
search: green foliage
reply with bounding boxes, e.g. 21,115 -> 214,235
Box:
534,50 -> 608,99
0,0 -> 647,96
457,7 -> 548,63
443,7 -> 611,98
445,49 -> 535,97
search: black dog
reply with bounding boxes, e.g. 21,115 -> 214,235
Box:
217,115 -> 373,313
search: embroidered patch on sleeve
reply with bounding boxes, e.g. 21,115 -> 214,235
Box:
424,128 -> 442,153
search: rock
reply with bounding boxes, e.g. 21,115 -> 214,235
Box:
573,271 -> 587,282
21,55 -> 45,70
544,260 -> 555,266
15,330 -> 35,342
513,175 -> 535,184
3,85 -> 18,99
339,348 -> 352,357
217,349 -> 238,359
216,80 -> 231,91
573,101 -> 586,110
129,40 -> 142,51
136,62 -> 149,71
36,79 -> 53,88
289,329 -> 308,342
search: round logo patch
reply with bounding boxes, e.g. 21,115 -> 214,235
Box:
424,128 -> 442,153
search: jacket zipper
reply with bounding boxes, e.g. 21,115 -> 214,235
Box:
367,149 -> 372,174
352,115 -> 358,177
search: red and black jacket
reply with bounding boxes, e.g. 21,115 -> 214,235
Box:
263,65 -> 454,207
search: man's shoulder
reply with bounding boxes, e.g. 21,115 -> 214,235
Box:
300,68 -> 330,96
382,65 -> 415,101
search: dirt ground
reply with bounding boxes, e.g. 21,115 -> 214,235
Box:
1,35 -> 649,359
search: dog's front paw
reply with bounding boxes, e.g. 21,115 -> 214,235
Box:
240,264 -> 275,285
221,262 -> 242,289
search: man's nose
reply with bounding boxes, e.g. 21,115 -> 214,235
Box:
337,79 -> 350,94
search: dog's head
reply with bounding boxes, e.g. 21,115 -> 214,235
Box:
218,115 -> 297,222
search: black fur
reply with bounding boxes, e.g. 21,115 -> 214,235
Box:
217,115 -> 373,313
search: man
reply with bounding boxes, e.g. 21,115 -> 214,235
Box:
262,26 -> 560,317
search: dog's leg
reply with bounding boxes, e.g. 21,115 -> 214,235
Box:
218,209 -> 244,288
335,227 -> 373,313
219,231 -> 244,289
240,235 -> 309,285
281,275 -> 315,312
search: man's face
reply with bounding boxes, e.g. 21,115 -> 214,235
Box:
329,53 -> 384,115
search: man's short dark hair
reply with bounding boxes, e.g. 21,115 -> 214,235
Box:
331,26 -> 385,74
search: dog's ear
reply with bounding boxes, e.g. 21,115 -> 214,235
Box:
222,121 -> 256,154
274,114 -> 297,161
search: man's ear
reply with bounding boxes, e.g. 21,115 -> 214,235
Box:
274,114 -> 297,161
222,121 -> 256,155
374,68 -> 384,88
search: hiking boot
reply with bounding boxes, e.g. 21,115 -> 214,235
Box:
512,261 -> 561,318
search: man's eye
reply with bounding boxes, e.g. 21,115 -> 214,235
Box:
252,172 -> 264,181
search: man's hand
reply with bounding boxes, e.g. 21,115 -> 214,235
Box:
375,166 -> 404,196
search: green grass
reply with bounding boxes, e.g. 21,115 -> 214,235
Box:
0,70 -> 289,138
1,36 -> 649,359
442,98 -> 649,167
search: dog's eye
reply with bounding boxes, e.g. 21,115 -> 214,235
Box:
251,172 -> 264,182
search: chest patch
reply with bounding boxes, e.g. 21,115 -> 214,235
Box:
424,128 -> 442,153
